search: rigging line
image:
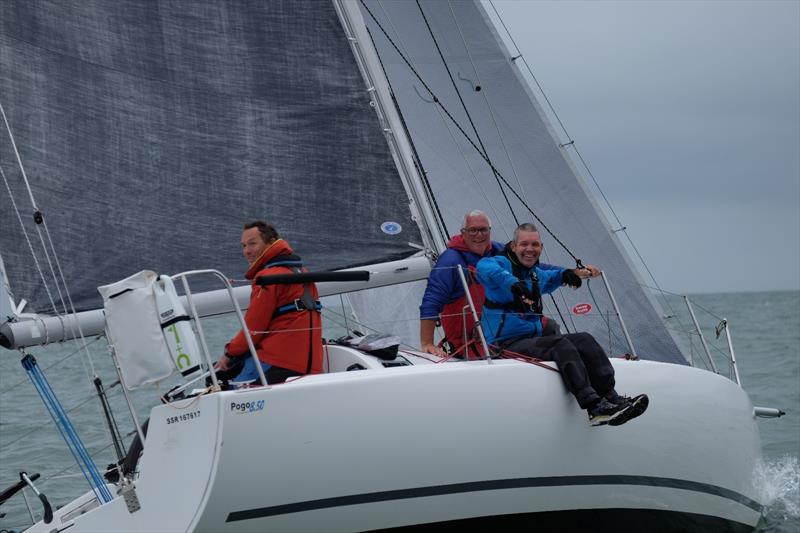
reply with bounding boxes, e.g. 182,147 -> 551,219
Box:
0,101 -> 96,372
585,281 -> 628,349
372,1 -> 512,239
37,437 -> 121,490
359,0 -> 581,264
636,281 -> 725,322
322,308 -> 421,352
375,1 -> 509,240
540,247 -> 577,332
547,294 -> 571,335
0,384 -> 121,450
371,3 -> 449,240
0,165 -> 59,314
446,0 -> 530,209
415,0 -> 519,226
0,337 -> 102,396
39,219 -> 97,374
429,101 -> 510,237
365,26 -> 450,240
487,1 -> 683,319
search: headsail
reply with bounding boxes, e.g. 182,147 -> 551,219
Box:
0,1 -> 425,315
357,0 -> 685,363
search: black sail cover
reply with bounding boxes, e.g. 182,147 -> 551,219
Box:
0,1 -> 422,313
357,0 -> 686,364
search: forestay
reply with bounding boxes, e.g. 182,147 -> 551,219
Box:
0,1 -> 423,315
353,0 -> 685,364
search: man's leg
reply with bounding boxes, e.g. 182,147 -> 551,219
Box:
233,357 -> 271,384
266,365 -> 302,385
566,332 -> 650,425
503,335 -> 600,409
564,332 -> 616,397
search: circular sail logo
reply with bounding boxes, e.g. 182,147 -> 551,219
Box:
572,303 -> 592,315
381,221 -> 402,235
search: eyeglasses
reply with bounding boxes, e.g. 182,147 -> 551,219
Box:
463,227 -> 491,235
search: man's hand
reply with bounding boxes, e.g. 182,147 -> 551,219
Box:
510,281 -> 536,312
511,281 -> 534,302
215,354 -> 231,371
576,264 -> 601,278
562,269 -> 583,288
422,343 -> 447,357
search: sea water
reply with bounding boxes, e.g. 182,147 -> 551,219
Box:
0,291 -> 797,531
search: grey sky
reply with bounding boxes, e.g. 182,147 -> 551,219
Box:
491,0 -> 799,294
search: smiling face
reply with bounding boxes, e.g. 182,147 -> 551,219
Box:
460,213 -> 492,255
241,226 -> 269,264
511,229 -> 543,268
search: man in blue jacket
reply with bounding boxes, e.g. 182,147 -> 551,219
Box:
476,222 -> 648,427
419,211 -> 559,358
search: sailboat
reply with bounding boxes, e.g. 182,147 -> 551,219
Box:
0,1 -> 775,531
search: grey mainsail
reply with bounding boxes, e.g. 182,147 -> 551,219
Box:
353,0 -> 685,363
0,1 -> 422,314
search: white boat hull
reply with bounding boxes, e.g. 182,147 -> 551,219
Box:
28,355 -> 763,532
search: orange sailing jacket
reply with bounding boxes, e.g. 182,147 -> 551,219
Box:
225,239 -> 323,375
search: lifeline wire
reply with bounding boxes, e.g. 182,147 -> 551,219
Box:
21,354 -> 112,504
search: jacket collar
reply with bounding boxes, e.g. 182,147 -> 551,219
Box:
446,234 -> 493,255
245,239 -> 294,280
503,241 -> 534,279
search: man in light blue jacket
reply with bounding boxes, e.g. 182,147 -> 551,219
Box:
476,223 -> 648,427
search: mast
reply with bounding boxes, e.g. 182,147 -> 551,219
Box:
333,0 -> 448,254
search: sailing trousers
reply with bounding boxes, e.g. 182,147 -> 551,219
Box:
502,332 -> 615,409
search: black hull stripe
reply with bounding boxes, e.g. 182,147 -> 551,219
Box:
226,475 -> 763,523
370,508 -> 759,533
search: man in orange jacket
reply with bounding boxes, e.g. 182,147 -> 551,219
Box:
215,220 -> 323,385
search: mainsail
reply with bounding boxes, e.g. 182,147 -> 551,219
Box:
0,0 -> 426,315
348,0 -> 686,364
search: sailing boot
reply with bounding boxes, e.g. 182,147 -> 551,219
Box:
607,394 -> 649,426
588,398 -> 633,426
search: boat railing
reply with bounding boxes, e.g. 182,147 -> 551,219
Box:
164,269 -> 266,388
680,295 -> 740,385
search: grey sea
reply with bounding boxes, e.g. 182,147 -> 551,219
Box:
0,290 -> 798,532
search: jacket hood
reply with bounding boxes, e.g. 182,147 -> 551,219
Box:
245,239 -> 295,280
446,234 -> 492,255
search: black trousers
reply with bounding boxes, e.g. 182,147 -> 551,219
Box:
502,332 -> 615,409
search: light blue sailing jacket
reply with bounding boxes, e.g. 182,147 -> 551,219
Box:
476,255 -> 565,344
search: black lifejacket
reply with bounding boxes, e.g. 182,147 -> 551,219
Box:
484,244 -> 543,316
262,253 -> 322,318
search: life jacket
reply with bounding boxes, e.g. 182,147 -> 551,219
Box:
439,254 -> 485,359
263,254 -> 322,320
483,245 -> 548,342
226,240 -> 323,375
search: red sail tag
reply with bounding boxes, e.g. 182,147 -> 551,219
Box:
572,303 -> 592,315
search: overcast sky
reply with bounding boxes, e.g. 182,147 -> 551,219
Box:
490,0 -> 799,294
